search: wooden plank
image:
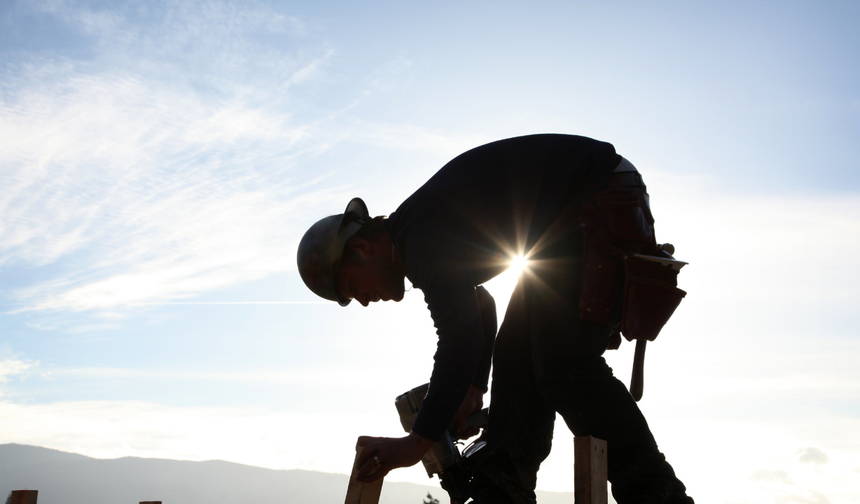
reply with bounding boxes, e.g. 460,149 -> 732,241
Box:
574,436 -> 608,504
344,439 -> 384,504
8,490 -> 38,504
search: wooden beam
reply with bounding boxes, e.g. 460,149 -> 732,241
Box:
574,436 -> 608,504
8,491 -> 38,504
344,439 -> 384,504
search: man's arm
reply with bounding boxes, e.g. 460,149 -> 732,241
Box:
455,285 -> 495,438
354,383 -> 486,483
355,284 -> 493,479
409,279 -> 487,441
354,432 -> 435,483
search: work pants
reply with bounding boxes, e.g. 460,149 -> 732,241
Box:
472,175 -> 693,504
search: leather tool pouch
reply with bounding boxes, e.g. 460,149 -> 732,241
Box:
578,187 -> 686,345
619,253 -> 686,342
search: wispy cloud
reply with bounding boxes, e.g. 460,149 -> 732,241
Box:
0,1 -> 485,317
349,121 -> 492,159
651,184 -> 860,310
285,49 -> 336,89
0,1 -> 370,315
797,447 -> 830,465
51,365 -> 366,386
0,67 -> 338,313
27,0 -> 309,87
0,358 -> 35,384
751,469 -> 793,483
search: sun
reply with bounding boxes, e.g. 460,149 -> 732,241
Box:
510,254 -> 529,275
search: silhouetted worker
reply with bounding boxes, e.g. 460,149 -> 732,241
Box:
297,134 -> 693,504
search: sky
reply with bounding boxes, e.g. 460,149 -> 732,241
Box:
1,0 -> 859,502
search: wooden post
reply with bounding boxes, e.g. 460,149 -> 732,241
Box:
8,491 -> 38,504
344,439 -> 384,504
574,436 -> 608,504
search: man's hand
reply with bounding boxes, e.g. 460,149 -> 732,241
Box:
455,384 -> 485,439
355,432 -> 434,483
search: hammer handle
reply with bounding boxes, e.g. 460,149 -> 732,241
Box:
630,339 -> 646,402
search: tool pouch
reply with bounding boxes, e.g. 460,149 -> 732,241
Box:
578,187 -> 685,344
619,253 -> 686,342
579,188 -> 654,326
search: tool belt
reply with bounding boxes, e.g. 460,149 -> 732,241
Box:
578,186 -> 686,348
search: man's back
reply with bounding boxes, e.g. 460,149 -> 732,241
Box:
386,134 -> 621,287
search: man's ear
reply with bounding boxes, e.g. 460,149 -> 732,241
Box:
349,238 -> 373,256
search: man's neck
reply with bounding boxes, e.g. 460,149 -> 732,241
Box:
384,231 -> 409,277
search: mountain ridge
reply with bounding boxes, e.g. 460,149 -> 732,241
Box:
1,443 -> 575,503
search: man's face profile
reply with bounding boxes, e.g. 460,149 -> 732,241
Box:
337,238 -> 405,306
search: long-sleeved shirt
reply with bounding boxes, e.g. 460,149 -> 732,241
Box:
384,134 -> 621,441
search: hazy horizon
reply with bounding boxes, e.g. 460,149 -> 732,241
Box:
0,443 -> 582,504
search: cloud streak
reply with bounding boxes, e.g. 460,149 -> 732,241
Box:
27,0 -> 308,85
0,1 -> 482,316
0,358 -> 34,385
0,57 -> 341,313
50,365 -> 370,387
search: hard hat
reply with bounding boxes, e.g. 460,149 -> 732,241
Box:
297,197 -> 370,306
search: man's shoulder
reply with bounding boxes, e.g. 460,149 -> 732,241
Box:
459,133 -> 615,154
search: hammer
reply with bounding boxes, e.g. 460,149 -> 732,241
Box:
630,339 -> 646,402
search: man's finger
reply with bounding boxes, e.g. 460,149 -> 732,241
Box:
354,446 -> 377,477
362,465 -> 389,483
356,452 -> 384,480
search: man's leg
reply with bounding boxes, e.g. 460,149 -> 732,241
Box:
529,236 -> 693,504
535,329 -> 691,504
471,278 -> 556,504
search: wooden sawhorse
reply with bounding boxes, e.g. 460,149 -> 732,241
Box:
345,435 -> 608,504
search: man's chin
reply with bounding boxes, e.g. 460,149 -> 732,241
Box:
383,276 -> 406,302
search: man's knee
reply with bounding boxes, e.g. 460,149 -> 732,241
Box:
472,444 -> 543,504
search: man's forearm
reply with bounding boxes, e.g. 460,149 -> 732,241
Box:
355,432 -> 435,483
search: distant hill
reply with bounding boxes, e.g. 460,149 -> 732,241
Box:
0,444 -> 575,503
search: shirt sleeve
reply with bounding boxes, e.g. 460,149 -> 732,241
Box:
410,274 -> 487,442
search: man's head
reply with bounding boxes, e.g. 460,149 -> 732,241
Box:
337,217 -> 406,306
297,198 -> 406,307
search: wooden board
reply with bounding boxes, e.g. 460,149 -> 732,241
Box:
574,436 -> 608,504
344,439 -> 384,504
9,491 -> 38,504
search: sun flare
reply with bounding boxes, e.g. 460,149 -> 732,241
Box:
510,254 -> 529,275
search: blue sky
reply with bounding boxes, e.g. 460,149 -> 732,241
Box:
1,1 -> 859,503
